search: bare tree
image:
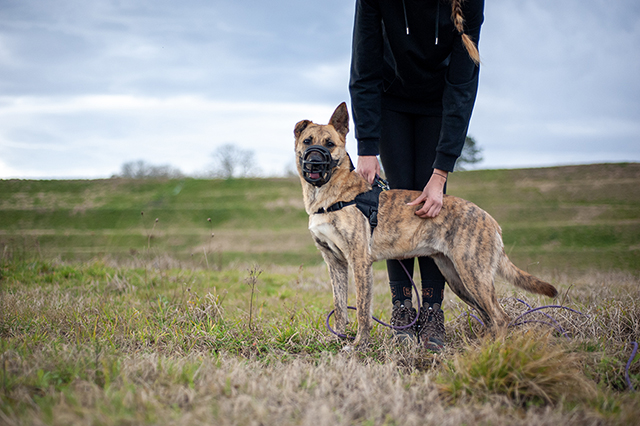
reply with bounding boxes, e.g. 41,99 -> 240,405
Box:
208,143 -> 258,178
117,160 -> 184,179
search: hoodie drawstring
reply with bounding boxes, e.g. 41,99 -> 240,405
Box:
402,0 -> 440,45
402,0 -> 410,35
435,0 -> 440,45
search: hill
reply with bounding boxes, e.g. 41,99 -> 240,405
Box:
1,163 -> 638,272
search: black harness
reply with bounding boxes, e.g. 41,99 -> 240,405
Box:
315,176 -> 389,231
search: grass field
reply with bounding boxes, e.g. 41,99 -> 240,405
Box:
1,163 -> 638,271
1,163 -> 639,425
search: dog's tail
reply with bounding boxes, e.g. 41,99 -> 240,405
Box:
497,251 -> 558,297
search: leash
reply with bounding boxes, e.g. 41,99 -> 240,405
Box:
325,261 -> 421,339
457,298 -> 587,340
325,278 -> 639,392
459,299 -> 638,392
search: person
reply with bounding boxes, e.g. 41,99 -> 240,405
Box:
349,0 -> 484,351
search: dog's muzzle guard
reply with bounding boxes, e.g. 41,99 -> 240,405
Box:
300,145 -> 339,187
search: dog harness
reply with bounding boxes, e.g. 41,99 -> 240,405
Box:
315,176 -> 389,231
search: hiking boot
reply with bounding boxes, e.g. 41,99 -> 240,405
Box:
390,299 -> 417,342
416,303 -> 445,352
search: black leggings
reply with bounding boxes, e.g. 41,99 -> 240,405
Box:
379,108 -> 446,307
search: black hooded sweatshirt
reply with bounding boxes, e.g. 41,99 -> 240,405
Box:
349,0 -> 484,172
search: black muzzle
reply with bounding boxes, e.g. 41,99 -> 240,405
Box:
300,145 -> 339,187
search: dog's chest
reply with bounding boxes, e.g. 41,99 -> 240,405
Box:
308,215 -> 345,256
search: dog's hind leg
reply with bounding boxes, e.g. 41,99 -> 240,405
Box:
434,254 -> 509,329
433,254 -> 482,312
458,266 -> 509,329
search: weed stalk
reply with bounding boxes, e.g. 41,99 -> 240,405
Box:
203,218 -> 214,269
244,266 -> 262,330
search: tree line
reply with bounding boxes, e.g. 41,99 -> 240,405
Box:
115,137 -> 482,179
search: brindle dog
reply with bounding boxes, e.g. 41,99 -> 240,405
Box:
295,103 -> 557,346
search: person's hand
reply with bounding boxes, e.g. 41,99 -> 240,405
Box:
407,170 -> 448,218
356,155 -> 380,184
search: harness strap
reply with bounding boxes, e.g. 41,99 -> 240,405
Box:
316,200 -> 355,214
314,176 -> 388,231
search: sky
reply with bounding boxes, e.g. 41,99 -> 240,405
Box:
0,0 -> 639,179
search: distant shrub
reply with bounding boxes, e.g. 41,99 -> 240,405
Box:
455,136 -> 483,171
116,160 -> 184,179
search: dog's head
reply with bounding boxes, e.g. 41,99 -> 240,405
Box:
294,102 -> 350,187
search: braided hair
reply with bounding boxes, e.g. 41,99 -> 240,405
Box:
450,0 -> 480,65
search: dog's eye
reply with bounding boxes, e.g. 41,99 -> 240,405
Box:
303,138 -> 312,145
326,140 -> 335,148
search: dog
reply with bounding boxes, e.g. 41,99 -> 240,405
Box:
294,103 -> 558,346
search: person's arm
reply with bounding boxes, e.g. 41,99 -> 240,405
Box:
349,0 -> 383,183
356,155 -> 380,183
433,0 -> 484,172
411,0 -> 484,217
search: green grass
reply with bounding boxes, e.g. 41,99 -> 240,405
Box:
1,163 -> 640,424
2,163 -> 639,270
1,257 -> 639,424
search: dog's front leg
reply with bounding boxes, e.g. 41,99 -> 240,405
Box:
351,260 -> 373,347
322,252 -> 349,336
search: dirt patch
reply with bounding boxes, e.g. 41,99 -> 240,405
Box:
571,205 -> 610,223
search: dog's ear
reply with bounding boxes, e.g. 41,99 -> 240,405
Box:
294,120 -> 311,139
329,102 -> 349,139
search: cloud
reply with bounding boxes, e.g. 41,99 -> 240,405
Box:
0,95 -> 339,178
0,0 -> 353,100
468,0 -> 640,168
0,0 -> 638,178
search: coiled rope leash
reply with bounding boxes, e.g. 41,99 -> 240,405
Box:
325,276 -> 638,391
444,299 -> 638,392
325,261 -> 421,339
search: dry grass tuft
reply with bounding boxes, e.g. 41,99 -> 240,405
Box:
437,330 -> 597,407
